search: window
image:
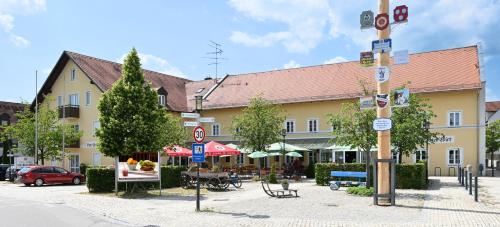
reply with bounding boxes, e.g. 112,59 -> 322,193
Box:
235,127 -> 241,133
92,120 -> 100,137
1,120 -> 7,126
50,157 -> 57,166
237,154 -> 244,165
448,111 -> 461,127
57,96 -> 63,107
70,69 -> 76,81
92,152 -> 101,166
285,120 -> 295,133
415,150 -> 427,162
72,124 -> 80,132
447,148 -> 462,166
213,156 -> 220,163
308,118 -> 319,133
69,93 -> 79,106
212,123 -> 220,136
331,121 -> 341,132
69,154 -> 80,173
392,152 -> 400,164
249,158 -> 254,165
158,95 -> 166,106
85,91 -> 91,106
54,167 -> 67,174
42,167 -> 54,174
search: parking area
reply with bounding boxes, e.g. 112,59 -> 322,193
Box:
0,177 -> 499,226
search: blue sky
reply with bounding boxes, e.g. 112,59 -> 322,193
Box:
0,0 -> 499,102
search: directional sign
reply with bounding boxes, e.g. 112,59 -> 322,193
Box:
184,121 -> 198,127
181,112 -> 200,118
372,39 -> 392,53
193,126 -> 206,143
360,10 -> 374,29
375,66 -> 390,83
373,118 -> 392,131
199,117 -> 215,123
394,50 -> 409,65
375,13 -> 389,30
360,96 -> 374,110
393,5 -> 408,23
192,143 -> 205,163
360,51 -> 374,67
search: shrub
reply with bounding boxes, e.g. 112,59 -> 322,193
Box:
80,163 -> 88,176
346,186 -> 374,196
269,164 -> 278,183
305,163 -> 315,178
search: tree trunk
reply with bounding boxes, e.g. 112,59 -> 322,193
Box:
365,150 -> 371,188
398,151 -> 402,164
492,151 -> 495,177
40,150 -> 44,165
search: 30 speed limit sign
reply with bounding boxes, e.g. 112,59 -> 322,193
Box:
193,126 -> 206,143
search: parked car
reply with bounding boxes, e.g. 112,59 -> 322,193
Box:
5,166 -> 21,181
18,166 -> 85,187
0,164 -> 12,181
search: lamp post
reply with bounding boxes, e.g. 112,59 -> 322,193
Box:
281,129 -> 287,169
194,95 -> 202,212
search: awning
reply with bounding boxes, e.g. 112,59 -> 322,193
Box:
285,138 -> 333,150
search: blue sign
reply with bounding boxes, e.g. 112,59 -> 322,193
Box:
192,143 -> 205,163
372,39 -> 392,53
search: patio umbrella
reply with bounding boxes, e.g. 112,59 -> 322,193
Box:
267,142 -> 310,152
247,151 -> 268,158
267,152 -> 281,156
285,151 -> 303,157
326,144 -> 356,151
204,141 -> 241,157
164,145 -> 192,157
226,143 -> 252,153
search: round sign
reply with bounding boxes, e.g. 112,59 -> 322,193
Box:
375,13 -> 389,30
193,126 -> 206,143
393,5 -> 408,22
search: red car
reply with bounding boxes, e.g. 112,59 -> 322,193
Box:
19,166 -> 85,187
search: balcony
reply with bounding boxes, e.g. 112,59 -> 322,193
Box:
67,140 -> 80,148
58,105 -> 80,118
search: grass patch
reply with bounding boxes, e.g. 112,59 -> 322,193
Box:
346,186 -> 374,197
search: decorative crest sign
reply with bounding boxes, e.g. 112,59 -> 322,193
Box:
360,51 -> 374,67
375,66 -> 390,83
393,5 -> 408,23
360,10 -> 374,29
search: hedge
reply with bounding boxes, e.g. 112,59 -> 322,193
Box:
315,163 -> 427,189
86,165 -> 186,193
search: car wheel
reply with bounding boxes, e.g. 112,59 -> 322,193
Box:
24,183 -> 31,186
34,178 -> 44,187
72,177 -> 81,185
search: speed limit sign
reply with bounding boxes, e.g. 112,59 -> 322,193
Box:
193,126 -> 206,143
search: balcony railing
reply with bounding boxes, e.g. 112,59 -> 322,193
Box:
66,140 -> 80,148
58,105 -> 80,118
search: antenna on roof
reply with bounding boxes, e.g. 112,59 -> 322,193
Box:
202,41 -> 227,82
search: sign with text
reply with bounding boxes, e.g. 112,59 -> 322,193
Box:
181,112 -> 200,118
360,51 -> 374,67
394,50 -> 409,65
372,39 -> 392,53
192,143 -> 205,163
193,126 -> 206,143
393,88 -> 410,107
430,136 -> 455,144
360,96 -> 375,109
375,66 -> 390,83
373,118 -> 392,131
183,121 -> 198,127
199,117 -> 215,123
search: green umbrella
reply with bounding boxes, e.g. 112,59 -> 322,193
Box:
247,151 -> 268,158
326,144 -> 356,151
267,142 -> 310,152
285,151 -> 303,157
226,143 -> 252,153
267,152 -> 282,156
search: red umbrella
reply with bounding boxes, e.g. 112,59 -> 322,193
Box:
164,145 -> 192,157
204,141 -> 240,157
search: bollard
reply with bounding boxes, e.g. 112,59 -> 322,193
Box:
474,176 -> 478,202
461,168 -> 465,186
458,167 -> 461,183
465,170 -> 468,190
469,172 -> 472,195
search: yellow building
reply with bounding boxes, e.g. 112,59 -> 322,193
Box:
36,46 -> 486,176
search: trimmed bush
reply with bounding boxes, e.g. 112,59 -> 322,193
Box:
86,165 -> 187,193
305,163 -> 315,179
346,186 -> 374,196
315,162 -> 427,189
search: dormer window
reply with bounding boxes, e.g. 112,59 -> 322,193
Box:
158,95 -> 166,106
196,88 -> 205,93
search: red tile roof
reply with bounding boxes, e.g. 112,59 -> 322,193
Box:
486,101 -> 500,112
201,46 -> 482,109
0,101 -> 25,124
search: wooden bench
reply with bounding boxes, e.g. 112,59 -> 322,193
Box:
329,171 -> 367,190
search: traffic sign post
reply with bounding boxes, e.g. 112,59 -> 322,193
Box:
193,126 -> 206,143
192,126 -> 206,212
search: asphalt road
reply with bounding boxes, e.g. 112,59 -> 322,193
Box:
0,195 -> 130,227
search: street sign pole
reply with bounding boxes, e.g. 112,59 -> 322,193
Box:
377,0 -> 391,206
192,127 -> 206,212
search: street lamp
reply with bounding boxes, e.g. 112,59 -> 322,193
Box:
281,128 -> 286,170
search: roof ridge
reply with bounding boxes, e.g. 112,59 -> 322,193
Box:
0,101 -> 25,106
64,50 -> 192,82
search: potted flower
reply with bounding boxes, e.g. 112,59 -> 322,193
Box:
281,179 -> 289,190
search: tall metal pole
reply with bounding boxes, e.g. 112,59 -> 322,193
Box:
35,70 -> 38,165
376,0 -> 391,206
62,70 -> 66,168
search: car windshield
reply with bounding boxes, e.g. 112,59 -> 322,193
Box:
18,167 -> 32,173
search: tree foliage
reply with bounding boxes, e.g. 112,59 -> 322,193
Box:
97,48 -> 184,157
486,120 -> 500,154
5,100 -> 82,165
232,96 -> 285,152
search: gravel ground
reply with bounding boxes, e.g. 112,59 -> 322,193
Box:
0,177 -> 499,226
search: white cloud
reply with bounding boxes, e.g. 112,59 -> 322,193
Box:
324,56 -> 348,64
0,13 -> 13,32
10,34 -> 30,47
119,53 -> 186,78
283,60 -> 300,69
486,88 -> 499,102
228,0 -> 332,53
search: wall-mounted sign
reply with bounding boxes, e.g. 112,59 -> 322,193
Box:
393,5 -> 408,23
360,51 -> 374,67
373,118 -> 392,131
199,117 -> 215,123
376,94 -> 389,108
430,135 -> 455,144
394,50 -> 409,65
375,13 -> 389,30
372,39 -> 392,53
393,88 -> 410,107
360,10 -> 374,29
184,121 -> 198,127
360,96 -> 375,109
84,142 -> 97,148
375,66 -> 390,83
181,112 -> 200,118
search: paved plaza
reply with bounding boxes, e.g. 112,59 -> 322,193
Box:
1,177 -> 499,227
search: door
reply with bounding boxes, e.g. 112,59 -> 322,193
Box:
54,167 -> 72,183
39,167 -> 56,184
69,154 -> 80,173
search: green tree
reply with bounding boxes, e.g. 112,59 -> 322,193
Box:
391,93 -> 441,161
158,111 -> 187,149
0,125 -> 10,164
5,101 -> 82,165
486,120 -> 500,169
328,102 -> 376,187
231,96 -> 285,153
97,48 -> 183,157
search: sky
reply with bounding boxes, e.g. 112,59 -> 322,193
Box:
0,0 -> 499,103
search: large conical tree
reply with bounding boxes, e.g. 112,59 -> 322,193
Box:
97,48 -> 172,157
